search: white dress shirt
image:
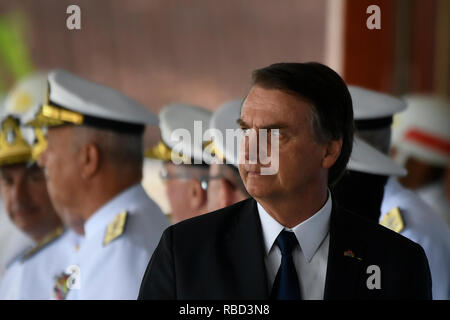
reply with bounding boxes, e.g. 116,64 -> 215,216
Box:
257,191 -> 332,300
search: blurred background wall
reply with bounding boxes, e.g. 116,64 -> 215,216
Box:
341,0 -> 449,96
1,0 -> 447,115
1,0 -> 448,110
0,0 -> 328,112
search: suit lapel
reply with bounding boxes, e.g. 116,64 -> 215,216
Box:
220,198 -> 369,299
223,198 -> 269,299
324,203 -> 366,299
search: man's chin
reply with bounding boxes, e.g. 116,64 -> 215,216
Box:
244,182 -> 273,199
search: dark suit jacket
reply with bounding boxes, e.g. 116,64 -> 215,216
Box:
138,198 -> 432,299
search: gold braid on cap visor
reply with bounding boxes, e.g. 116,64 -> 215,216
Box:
145,140 -> 214,164
26,85 -> 83,127
27,88 -> 83,127
145,140 -> 173,161
34,104 -> 84,127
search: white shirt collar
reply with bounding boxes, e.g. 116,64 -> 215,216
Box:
257,190 -> 332,263
83,183 -> 145,238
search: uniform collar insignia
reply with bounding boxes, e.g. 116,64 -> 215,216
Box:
103,210 -> 128,246
22,226 -> 65,261
380,207 -> 405,233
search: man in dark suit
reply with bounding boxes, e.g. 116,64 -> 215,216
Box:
139,62 -> 432,300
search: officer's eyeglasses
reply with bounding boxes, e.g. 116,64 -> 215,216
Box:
159,167 -> 224,191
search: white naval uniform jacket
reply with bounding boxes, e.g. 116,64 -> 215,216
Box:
0,199 -> 33,279
0,227 -> 76,299
381,177 -> 450,300
62,183 -> 170,300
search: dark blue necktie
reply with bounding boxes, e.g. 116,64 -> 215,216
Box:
270,230 -> 302,300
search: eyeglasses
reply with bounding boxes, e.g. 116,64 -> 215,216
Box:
159,167 -> 225,191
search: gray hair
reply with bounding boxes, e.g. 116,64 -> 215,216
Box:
73,126 -> 143,171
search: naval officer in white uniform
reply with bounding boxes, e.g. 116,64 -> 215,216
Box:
0,73 -> 70,299
206,99 -> 249,212
0,91 -> 33,280
24,69 -> 170,299
146,103 -> 212,223
390,95 -> 450,226
349,86 -> 450,300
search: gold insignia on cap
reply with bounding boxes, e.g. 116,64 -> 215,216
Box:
10,90 -> 33,113
380,207 -> 405,233
0,117 -> 32,166
145,140 -> 173,161
22,227 -> 65,261
103,211 -> 128,246
41,104 -> 84,125
26,86 -> 84,127
144,140 -> 192,164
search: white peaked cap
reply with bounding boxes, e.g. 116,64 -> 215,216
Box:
159,103 -> 212,164
392,95 -> 450,166
2,73 -> 49,159
348,137 -> 407,176
209,99 -> 243,167
22,69 -> 158,129
349,85 -> 407,120
3,72 -> 48,120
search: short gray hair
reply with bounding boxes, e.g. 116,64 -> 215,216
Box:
73,126 -> 143,170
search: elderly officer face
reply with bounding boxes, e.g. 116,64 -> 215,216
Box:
0,163 -> 60,241
238,85 -> 337,202
38,125 -> 84,233
162,161 -> 208,223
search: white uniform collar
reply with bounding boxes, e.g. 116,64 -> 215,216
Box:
83,183 -> 145,238
257,190 -> 332,263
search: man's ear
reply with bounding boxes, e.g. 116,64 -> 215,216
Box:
79,143 -> 100,179
322,139 -> 342,169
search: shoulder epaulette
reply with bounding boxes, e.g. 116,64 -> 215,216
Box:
22,226 -> 65,261
380,207 -> 405,233
103,210 -> 128,246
